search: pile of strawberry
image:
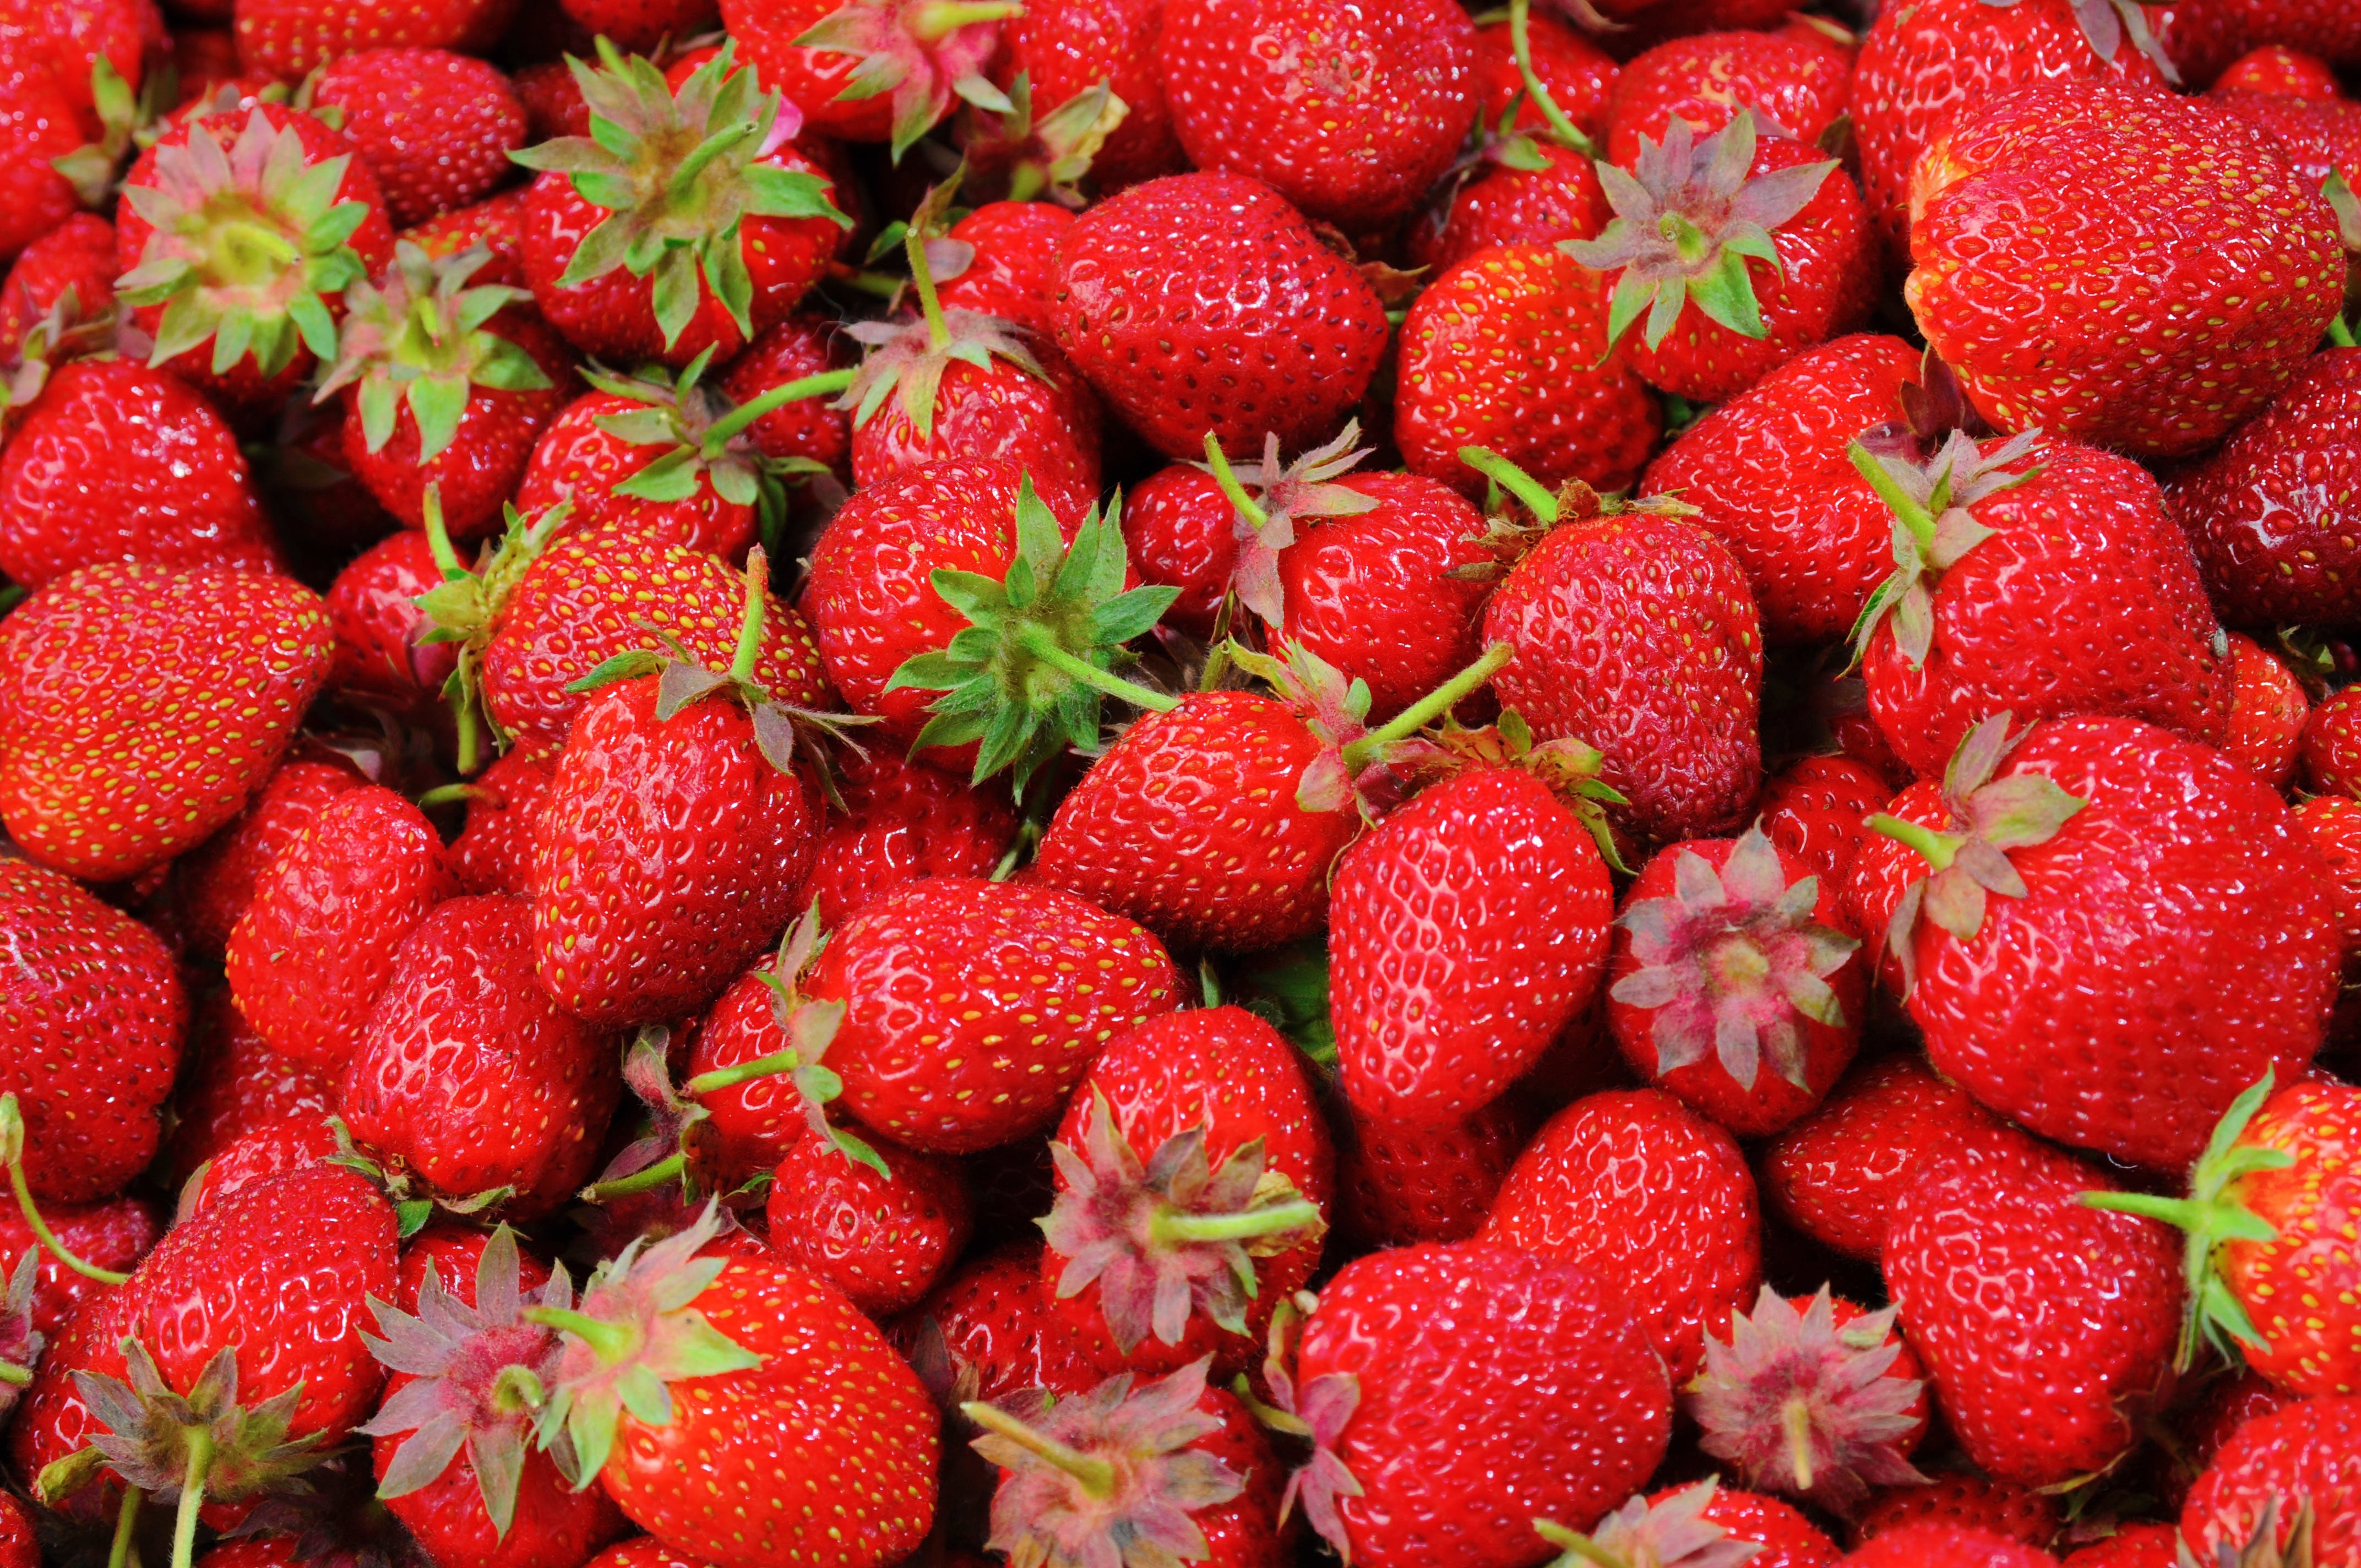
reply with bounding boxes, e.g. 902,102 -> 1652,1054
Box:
6,0 -> 2361,1565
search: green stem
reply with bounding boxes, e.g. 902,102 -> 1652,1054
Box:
170,1429 -> 211,1568
1152,1199 -> 1321,1245
415,782 -> 479,809
1014,626 -> 1181,712
1230,1373 -> 1310,1438
959,1401 -> 1117,1496
837,268 -> 904,299
905,225 -> 952,353
1,1097 -> 129,1285
911,0 -> 1021,39
578,1151 -> 685,1204
685,1049 -> 800,1095
1201,433 -> 1268,530
421,485 -> 465,579
1005,161 -> 1046,205
0,1359 -> 28,1386
1865,812 -> 1957,872
1338,643 -> 1516,770
2332,315 -> 2357,349
702,368 -> 856,451
488,1363 -> 547,1417
2079,1190 -> 2199,1226
453,687 -> 483,778
1846,442 -> 1937,555
1507,0 -> 1596,155
107,1483 -> 140,1568
521,1305 -> 639,1364
1533,1519 -> 1626,1568
730,547 -> 769,683
1456,446 -> 1558,522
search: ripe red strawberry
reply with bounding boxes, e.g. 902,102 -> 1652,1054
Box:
1541,1479 -> 1841,1568
990,0 -> 1181,188
1856,715 -> 2339,1170
2217,43 -> 2344,99
171,754 -> 361,954
2227,634 -> 2310,790
1048,172 -> 1389,460
896,1240 -> 1102,1402
0,75 -> 91,266
514,47 -> 847,367
2302,685 -> 2361,797
8,1283 -> 139,1526
1393,243 -> 1661,499
225,784 -> 455,1071
1761,1054 -> 2020,1262
1607,29 -> 1853,168
1853,1474 -> 2063,1550
0,1494 -> 29,1568
1334,1097 -> 1528,1251
231,0 -> 512,79
2180,1396 -> 2361,1565
1908,81 -> 2342,457
2168,347 -> 2361,629
1269,1243 -> 1673,1565
723,0 -> 1008,157
0,1193 -> 160,1336
1120,460 -> 1242,639
1482,1088 -> 1760,1384
0,560 -> 334,881
323,528 -> 455,723
1840,1524 -> 2061,1568
1479,475 -> 1764,845
1471,11 -> 1618,144
163,989 -> 334,1185
316,245 -> 574,538
116,102 -> 396,412
764,1130 -> 972,1317
792,749 -> 1016,928
447,741 -> 558,897
1408,137 -> 1609,276
1157,0 -> 1476,228
2057,1526 -> 2178,1568
0,0 -> 158,122
926,201 -> 1071,337
2208,87 -> 2361,191
1849,432 -> 2233,778
0,212 -> 116,361
1884,1129 -> 2182,1486
532,1209 -> 940,1568
178,1110 -> 342,1217
1758,754 -> 1892,890
719,313 -> 854,475
1039,1006 -> 1332,1377
402,186 -> 531,286
1607,827 -> 1865,1137
311,48 -> 527,228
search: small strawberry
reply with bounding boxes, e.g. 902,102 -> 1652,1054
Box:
990,0 -> 1182,188
719,312 -> 854,477
2207,88 -> 2361,192
163,989 -> 334,1186
764,1129 -> 972,1317
793,748 -> 1017,928
1758,754 -> 1892,890
180,1112 -> 342,1216
1407,133 -> 1609,276
445,741 -> 559,899
726,0 -> 1013,159
557,0 -> 714,51
172,756 -> 365,956
2216,44 -> 2344,99
1333,1097 -> 1528,1251
0,74 -> 94,268
2180,1397 -> 2361,1566
2302,685 -> 2361,797
896,1240 -> 1102,1403
2057,1526 -> 2178,1568
1850,1473 -> 2061,1549
931,199 -> 1072,335
324,527 -> 456,723
231,0 -> 512,80
310,47 -> 527,228
1606,29 -> 1853,168
2228,633 -> 2309,790
0,213 -> 115,360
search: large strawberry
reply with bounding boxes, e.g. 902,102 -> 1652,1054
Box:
2180,1396 -> 2361,1565
0,560 -> 334,881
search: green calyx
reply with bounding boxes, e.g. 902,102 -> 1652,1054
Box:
2082,1069 -> 2295,1373
796,0 -> 1020,162
1450,444 -> 1702,584
48,56 -> 161,209
963,71 -> 1130,207
116,106 -> 374,378
313,240 -> 553,461
585,350 -> 844,513
886,477 -> 1181,793
414,488 -> 575,775
1846,428 -> 2041,669
510,42 -> 850,350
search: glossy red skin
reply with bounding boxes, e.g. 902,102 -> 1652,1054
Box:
2182,1396 -> 2361,1565
0,1495 -> 31,1568
2212,1079 -> 2361,1395
719,313 -> 853,475
1853,1471 -> 2060,1551
0,357 -> 279,589
1885,1131 -> 2182,1486
395,1222 -> 554,1312
529,679 -> 820,1030
0,562 -> 334,879
686,960 -> 823,1185
180,1110 -> 340,1216
1335,1097 -> 1528,1250
0,0 -> 157,119
8,1286 -> 142,1526
1043,1007 -> 1334,1376
482,529 -> 831,750
1854,717 -> 2340,1171
230,0 -> 513,78
449,741 -> 559,897
1048,172 -> 1389,460
2226,634 -> 2309,788
1299,1243 -> 1672,1561
1119,462 -> 1236,638
1331,767 -> 1613,1126
1607,835 -> 1865,1137
1689,1488 -> 1841,1568
766,1130 -> 972,1319
1482,1088 -> 1759,1384
514,389 -> 758,560
2058,1526 -> 2180,1568
0,78 -> 91,264
1034,692 -> 1360,954
2207,88 -> 2361,188
933,202 -> 1074,336
592,1253 -> 938,1567
2303,685 -> 2361,797
311,47 -> 526,227
173,756 -> 366,956
806,876 -> 1184,1154
1760,1053 -> 2020,1263
0,859 -> 184,1203
225,785 -> 458,1071
1861,438 -> 2232,779
1607,30 -> 1853,168
164,987 -> 334,1184
1485,511 -> 1764,845
793,749 -> 1016,929
343,307 -> 575,539
1157,0 -> 1476,228
0,211 -> 115,359
2214,43 -> 2344,97
1645,334 -> 1921,646
374,1405 -> 630,1568
1395,244 -> 1662,500
1471,14 -> 1618,143
1840,1525 -> 2063,1568
1758,754 -> 1891,890
1908,82 -> 2342,458
849,346 -> 1103,521
2168,348 -> 2361,629
890,1240 -> 1098,1400
2170,1376 -> 2297,1509
326,530 -> 456,717
402,186 -> 531,286
1408,142 -> 1609,275
2296,799 -> 2361,1043
992,0 -> 1180,187
520,145 -> 837,368
0,1195 -> 161,1338
342,895 -> 621,1216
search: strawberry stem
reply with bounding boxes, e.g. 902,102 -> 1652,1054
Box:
1506,0 -> 1596,155
488,1363 -> 547,1416
0,1360 -> 28,1386
1151,1198 -> 1323,1246
905,225 -> 953,353
578,1151 -> 686,1203
959,1400 -> 1119,1498
106,1484 -> 140,1568
1202,433 -> 1269,530
1011,624 -> 1182,712
1457,445 -> 1559,523
1846,442 -> 1937,555
700,368 -> 857,451
911,1 -> 1021,40
684,1049 -> 802,1095
731,547 -> 769,683
0,1095 -> 130,1286
523,1305 -> 639,1364
169,1428 -> 211,1568
415,782 -> 478,809
1784,1395 -> 1816,1492
1337,643 -> 1515,770
421,485 -> 465,578
1866,813 -> 1957,872
1533,1519 -> 1625,1568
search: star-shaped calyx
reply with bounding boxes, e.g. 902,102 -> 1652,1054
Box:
964,1358 -> 1244,1568
508,42 -> 848,350
1845,428 -> 2042,668
1394,707 -> 1633,870
957,72 -> 1131,208
1979,0 -> 2179,84
73,1341 -> 328,1519
1201,422 -> 1382,630
796,0 -> 1022,161
0,282 -> 118,423
2179,1499 -> 2316,1568
1866,712 -> 2085,993
1040,1090 -> 1326,1355
1249,1292 -> 1362,1558
1535,1479 -> 1769,1568
578,348 -> 842,510
413,488 -> 574,774
1687,1286 -> 1928,1517
1561,111 -> 1837,355
1609,827 -> 1859,1093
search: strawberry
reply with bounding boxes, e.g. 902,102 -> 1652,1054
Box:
0,0 -> 159,123
1039,1006 -> 1332,1378
764,1129 -> 973,1317
1157,0 -> 1477,229
1606,29 -> 1853,168
1047,171 -> 1389,461
2167,347 -> 2361,629
526,554 -> 826,1029
929,201 -> 1073,336
225,784 -> 456,1071
9,1283 -> 139,1526
718,313 -> 855,476
1539,1479 -> 1840,1568
1407,136 -> 1609,276
1606,826 -> 1865,1138
1884,1128 -> 2182,1487
2057,1527 -> 2178,1568
1907,81 -> 2342,457
1392,244 -> 1661,500
1482,1088 -> 1761,1384
1267,1243 -> 1673,1566
989,0 -> 1181,188
724,0 -> 1012,158
324,527 -> 456,722
792,748 -> 1016,927
397,1220 -> 554,1308
231,0 -> 513,79
557,0 -> 714,52
2179,1376 -> 2305,1502
1848,432 -> 2233,779
162,988 -> 334,1185
2302,685 -> 2361,797
2180,1396 -> 2361,1565
309,47 -> 527,228
530,1207 -> 940,1568
2228,634 -> 2309,790
1471,10 -> 1618,146
0,211 -> 116,360
2207,88 -> 2361,191
314,244 -> 573,538
1851,1474 -> 2063,1551
0,1494 -> 28,1568
1855,715 -> 2339,1170
448,741 -> 559,897
0,75 -> 91,266
1565,112 -> 1874,404
897,1240 -> 1102,1402
115,102 -> 396,413
0,1193 -> 160,1336
512,47 -> 848,367
0,354 -> 281,590
2295,792 -> 2361,962
1477,471 -> 1764,846
1643,334 -> 1922,646
1758,754 -> 1892,890
0,559 -> 334,881
1839,1525 -> 2061,1568
2216,44 -> 2344,98
402,187 -> 531,287
1119,460 -> 1243,639
1333,1097 -> 1528,1250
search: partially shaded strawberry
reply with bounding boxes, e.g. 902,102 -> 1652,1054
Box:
0,213 -> 116,362
719,313 -> 854,475
163,988 -> 334,1186
1334,1097 -> 1528,1251
728,0 -> 1010,158
1607,29 -> 1853,167
765,1129 -> 972,1318
1470,10 -> 1618,145
402,187 -> 530,287
2228,633 -> 2309,790
2180,1397 -> 2361,1566
230,0 -> 512,79
447,741 -> 559,897
172,755 -> 365,956
989,0 -> 1180,188
0,1193 -> 160,1338
1537,1478 -> 1840,1568
1758,754 -> 1892,890
324,527 -> 453,723
792,749 -> 1016,928
2302,684 -> 2361,797
932,199 -> 1073,334
1408,135 -> 1609,275
895,1240 -> 1101,1403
